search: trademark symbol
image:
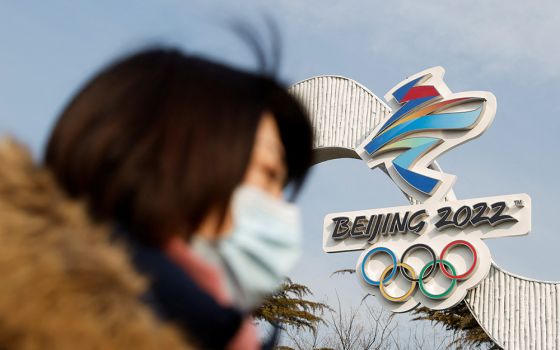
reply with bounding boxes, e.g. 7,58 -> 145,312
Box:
514,200 -> 524,208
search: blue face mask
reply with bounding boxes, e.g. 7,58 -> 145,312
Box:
212,184 -> 303,311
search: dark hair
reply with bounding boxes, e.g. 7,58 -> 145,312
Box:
44,46 -> 313,247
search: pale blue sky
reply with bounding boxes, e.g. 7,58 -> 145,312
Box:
2,0 -> 560,331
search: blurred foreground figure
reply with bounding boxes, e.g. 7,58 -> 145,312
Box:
0,46 -> 313,349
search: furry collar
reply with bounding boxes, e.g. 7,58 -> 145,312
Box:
0,137 -> 193,350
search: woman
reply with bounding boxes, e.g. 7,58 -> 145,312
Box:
0,46 -> 313,349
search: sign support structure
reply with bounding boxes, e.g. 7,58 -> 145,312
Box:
290,68 -> 557,349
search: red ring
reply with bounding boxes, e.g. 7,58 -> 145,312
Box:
439,240 -> 477,280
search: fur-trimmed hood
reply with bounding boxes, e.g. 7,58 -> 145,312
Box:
0,137 -> 193,350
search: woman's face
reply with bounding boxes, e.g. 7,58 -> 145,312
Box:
242,112 -> 287,199
195,112 -> 287,238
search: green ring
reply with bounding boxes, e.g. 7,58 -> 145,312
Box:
418,259 -> 457,299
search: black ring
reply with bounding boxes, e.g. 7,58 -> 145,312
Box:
400,243 -> 438,282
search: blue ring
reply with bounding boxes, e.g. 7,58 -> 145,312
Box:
361,247 -> 398,286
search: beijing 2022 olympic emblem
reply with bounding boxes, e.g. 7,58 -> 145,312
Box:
322,67 -> 531,312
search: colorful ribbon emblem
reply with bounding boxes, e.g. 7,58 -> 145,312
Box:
358,67 -> 496,203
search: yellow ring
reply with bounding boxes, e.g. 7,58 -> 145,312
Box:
379,262 -> 417,302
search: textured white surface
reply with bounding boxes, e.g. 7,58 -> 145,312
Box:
289,76 -> 390,163
290,75 -> 560,349
467,263 -> 560,350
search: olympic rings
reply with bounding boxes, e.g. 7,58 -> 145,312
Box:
418,260 -> 457,299
361,247 -> 397,286
379,262 -> 417,302
439,240 -> 477,280
400,244 -> 437,282
360,240 -> 478,303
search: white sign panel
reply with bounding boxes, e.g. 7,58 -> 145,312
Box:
323,194 -> 531,312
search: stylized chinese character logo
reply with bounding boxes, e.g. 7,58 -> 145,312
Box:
357,67 -> 496,203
